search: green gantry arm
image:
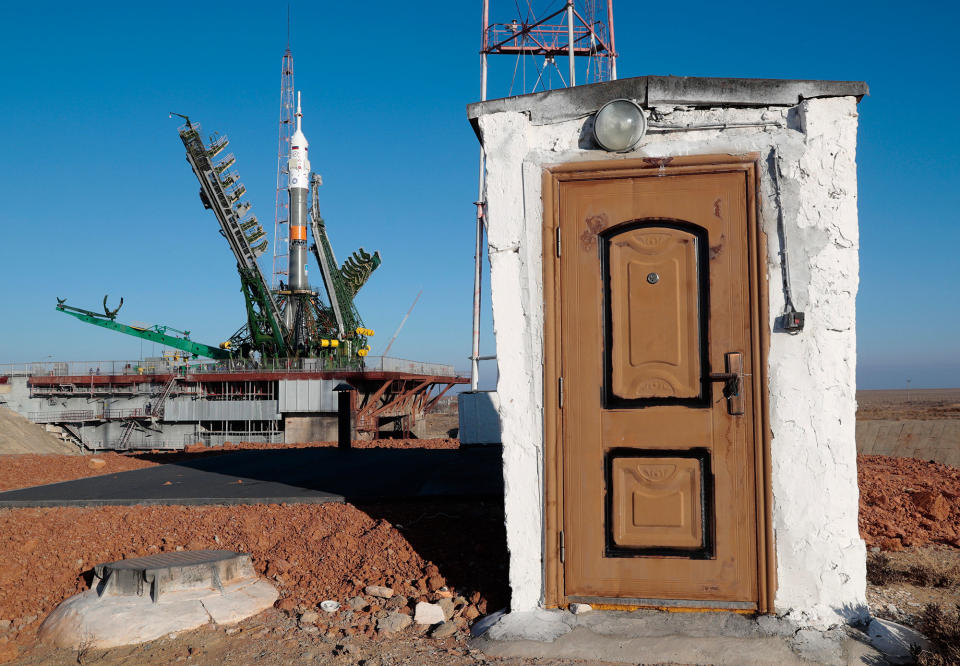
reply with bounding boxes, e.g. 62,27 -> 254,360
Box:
55,300 -> 232,361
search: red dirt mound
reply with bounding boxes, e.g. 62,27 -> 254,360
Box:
0,502 -> 494,651
859,454 -> 960,551
0,440 -> 460,492
0,453 -> 156,492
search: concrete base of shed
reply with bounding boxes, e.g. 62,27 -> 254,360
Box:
470,609 -> 890,665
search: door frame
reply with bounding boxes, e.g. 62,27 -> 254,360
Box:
541,154 -> 775,612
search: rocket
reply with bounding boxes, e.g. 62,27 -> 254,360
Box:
287,92 -> 310,291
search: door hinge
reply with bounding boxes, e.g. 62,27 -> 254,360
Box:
555,227 -> 561,257
559,530 -> 565,563
558,376 -> 564,409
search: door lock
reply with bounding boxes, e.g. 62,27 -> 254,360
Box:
707,352 -> 745,415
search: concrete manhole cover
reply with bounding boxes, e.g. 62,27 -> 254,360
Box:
39,550 -> 278,650
95,550 -> 254,602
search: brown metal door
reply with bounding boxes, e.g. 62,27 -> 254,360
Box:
557,165 -> 762,608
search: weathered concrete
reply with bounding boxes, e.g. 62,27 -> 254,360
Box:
458,391 -> 502,444
95,551 -> 254,603
467,75 -> 868,133
472,74 -> 867,627
283,414 -> 338,443
866,618 -> 931,664
857,419 -> 960,467
472,609 -> 886,665
39,578 -> 277,649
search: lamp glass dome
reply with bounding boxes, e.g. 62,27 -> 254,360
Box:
593,99 -> 647,152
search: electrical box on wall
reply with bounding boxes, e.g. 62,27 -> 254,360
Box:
778,310 -> 805,333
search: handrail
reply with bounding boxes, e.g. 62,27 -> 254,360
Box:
6,356 -> 465,379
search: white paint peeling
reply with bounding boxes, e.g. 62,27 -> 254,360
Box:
477,96 -> 865,628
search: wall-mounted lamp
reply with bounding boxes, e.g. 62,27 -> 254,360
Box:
593,99 -> 647,152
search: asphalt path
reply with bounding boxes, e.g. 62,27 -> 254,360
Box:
0,446 -> 503,508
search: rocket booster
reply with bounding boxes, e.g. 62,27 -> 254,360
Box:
287,92 -> 310,291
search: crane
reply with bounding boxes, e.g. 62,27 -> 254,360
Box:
382,289 -> 422,357
56,297 -> 232,360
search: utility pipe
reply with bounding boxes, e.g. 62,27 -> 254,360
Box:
471,0 -> 491,392
607,0 -> 617,80
567,0 -> 576,87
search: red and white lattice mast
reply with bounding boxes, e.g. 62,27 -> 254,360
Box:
468,1 -> 617,390
271,47 -> 296,289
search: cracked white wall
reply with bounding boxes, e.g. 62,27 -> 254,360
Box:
477,97 -> 865,628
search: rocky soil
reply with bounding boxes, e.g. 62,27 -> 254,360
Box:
0,452 -> 156,492
866,546 -> 960,628
10,611 -> 603,665
1,404 -> 958,664
858,454 -> 960,551
0,498 -> 507,664
0,439 -> 459,492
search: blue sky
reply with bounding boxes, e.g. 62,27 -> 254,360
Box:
0,1 -> 957,389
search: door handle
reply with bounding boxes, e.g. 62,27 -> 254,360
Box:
707,352 -> 744,416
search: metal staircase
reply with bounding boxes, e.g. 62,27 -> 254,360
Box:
150,375 -> 178,417
115,419 -> 137,450
61,423 -> 93,450
116,375 -> 178,449
177,120 -> 287,353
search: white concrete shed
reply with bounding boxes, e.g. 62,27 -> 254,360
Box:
467,75 -> 868,628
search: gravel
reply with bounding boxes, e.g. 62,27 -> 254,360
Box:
376,612 -> 412,636
0,501 -> 494,652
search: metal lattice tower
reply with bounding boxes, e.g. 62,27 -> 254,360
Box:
481,0 -> 616,97
469,1 -> 617,390
271,48 -> 295,290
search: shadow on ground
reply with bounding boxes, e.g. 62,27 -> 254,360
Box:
0,446 -> 504,507
358,497 -> 510,613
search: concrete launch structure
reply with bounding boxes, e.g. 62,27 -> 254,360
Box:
1,356 -> 463,449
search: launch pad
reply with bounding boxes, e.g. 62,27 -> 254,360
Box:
22,51 -> 469,450
5,355 -> 462,450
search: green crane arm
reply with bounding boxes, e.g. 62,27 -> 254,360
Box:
55,300 -> 232,360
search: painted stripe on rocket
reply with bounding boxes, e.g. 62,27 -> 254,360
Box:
290,226 -> 307,241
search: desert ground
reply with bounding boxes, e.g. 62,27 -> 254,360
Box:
0,389 -> 957,664
856,389 -> 960,421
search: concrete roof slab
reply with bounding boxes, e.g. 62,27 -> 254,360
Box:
466,75 -> 868,138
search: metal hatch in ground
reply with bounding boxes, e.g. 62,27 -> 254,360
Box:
544,157 -> 773,611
